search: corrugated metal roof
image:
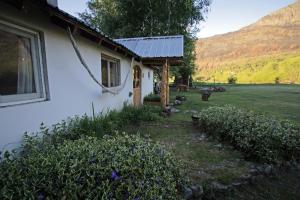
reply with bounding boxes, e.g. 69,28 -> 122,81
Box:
114,35 -> 184,59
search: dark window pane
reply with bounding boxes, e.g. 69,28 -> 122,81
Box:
0,29 -> 35,95
101,59 -> 108,87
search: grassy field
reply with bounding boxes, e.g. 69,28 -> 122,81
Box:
196,54 -> 300,84
171,84 -> 300,126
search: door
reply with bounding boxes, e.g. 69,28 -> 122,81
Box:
133,66 -> 141,106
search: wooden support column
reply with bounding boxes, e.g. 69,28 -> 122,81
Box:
166,63 -> 170,105
161,59 -> 169,109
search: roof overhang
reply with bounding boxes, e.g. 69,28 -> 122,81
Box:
142,57 -> 184,67
2,0 -> 141,61
2,0 -> 184,67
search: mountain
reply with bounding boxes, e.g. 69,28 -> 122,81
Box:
195,1 -> 300,84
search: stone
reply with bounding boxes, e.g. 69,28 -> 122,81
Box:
183,186 -> 193,200
191,185 -> 204,198
249,168 -> 258,175
240,174 -> 251,182
170,107 -> 180,113
231,182 -> 243,188
264,165 -> 273,175
214,144 -> 223,149
256,165 -> 264,173
251,175 -> 264,183
174,100 -> 182,105
212,182 -> 228,193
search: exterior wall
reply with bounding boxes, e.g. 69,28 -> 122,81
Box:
140,66 -> 154,100
0,3 -> 138,149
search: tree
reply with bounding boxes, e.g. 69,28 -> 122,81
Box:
79,0 -> 211,84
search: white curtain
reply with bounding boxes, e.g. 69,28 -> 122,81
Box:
17,37 -> 34,94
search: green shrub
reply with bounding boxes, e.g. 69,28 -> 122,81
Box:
144,93 -> 161,102
0,134 -> 182,199
228,75 -> 237,84
34,104 -> 161,143
198,105 -> 300,163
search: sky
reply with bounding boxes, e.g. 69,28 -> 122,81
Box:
58,0 -> 297,38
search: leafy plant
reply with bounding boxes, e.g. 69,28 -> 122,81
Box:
29,104 -> 161,145
0,134 -> 183,199
227,75 -> 237,84
198,105 -> 300,163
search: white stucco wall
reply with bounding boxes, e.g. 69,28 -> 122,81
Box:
0,3 -> 152,149
141,66 -> 154,100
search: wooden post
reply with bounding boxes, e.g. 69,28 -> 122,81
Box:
166,63 -> 170,105
161,59 -> 168,109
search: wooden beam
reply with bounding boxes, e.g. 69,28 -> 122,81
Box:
160,59 -> 168,109
98,38 -> 103,45
166,63 -> 170,105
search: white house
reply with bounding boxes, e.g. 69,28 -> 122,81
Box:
0,0 -> 184,149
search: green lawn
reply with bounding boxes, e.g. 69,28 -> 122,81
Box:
170,84 -> 300,126
134,84 -> 300,198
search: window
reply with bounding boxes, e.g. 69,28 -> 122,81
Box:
0,21 -> 46,105
101,54 -> 120,88
148,71 -> 151,79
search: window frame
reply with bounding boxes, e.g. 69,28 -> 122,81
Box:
101,54 -> 121,90
0,19 -> 47,107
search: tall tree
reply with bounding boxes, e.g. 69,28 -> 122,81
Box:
79,0 -> 211,84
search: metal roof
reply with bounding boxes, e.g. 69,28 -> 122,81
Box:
114,35 -> 184,59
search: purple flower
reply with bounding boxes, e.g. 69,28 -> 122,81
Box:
111,170 -> 120,181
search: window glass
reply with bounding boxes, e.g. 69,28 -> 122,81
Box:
0,21 -> 45,105
101,59 -> 108,87
101,55 -> 120,88
0,29 -> 36,95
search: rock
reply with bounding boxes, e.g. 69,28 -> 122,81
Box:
264,165 -> 273,175
251,175 -> 264,183
214,144 -> 223,149
191,185 -> 204,198
174,100 -> 182,105
212,182 -> 228,193
249,168 -> 258,175
168,103 -> 175,106
240,174 -> 251,182
183,186 -> 193,200
231,182 -> 243,188
170,107 -> 180,113
256,165 -> 264,173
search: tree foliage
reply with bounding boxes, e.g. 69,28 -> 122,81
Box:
79,0 -> 211,83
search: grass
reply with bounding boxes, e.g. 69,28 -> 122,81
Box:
170,84 -> 300,126
127,84 -> 300,190
126,122 -> 250,185
196,53 -> 300,84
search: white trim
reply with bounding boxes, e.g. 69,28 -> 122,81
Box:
0,97 -> 46,108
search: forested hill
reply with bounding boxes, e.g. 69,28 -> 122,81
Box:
195,0 -> 300,83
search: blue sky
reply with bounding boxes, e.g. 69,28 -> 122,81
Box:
58,0 -> 296,38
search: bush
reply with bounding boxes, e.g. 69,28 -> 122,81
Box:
33,104 -> 161,143
228,75 -> 237,84
143,93 -> 161,102
0,134 -> 182,199
198,105 -> 300,163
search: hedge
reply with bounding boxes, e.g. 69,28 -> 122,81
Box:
198,105 -> 300,163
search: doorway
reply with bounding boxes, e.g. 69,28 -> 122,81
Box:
133,65 -> 141,106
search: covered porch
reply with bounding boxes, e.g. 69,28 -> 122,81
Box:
115,35 -> 184,109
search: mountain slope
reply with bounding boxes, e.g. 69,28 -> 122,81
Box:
195,1 -> 300,83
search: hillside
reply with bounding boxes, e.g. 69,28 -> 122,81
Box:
195,0 -> 300,84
